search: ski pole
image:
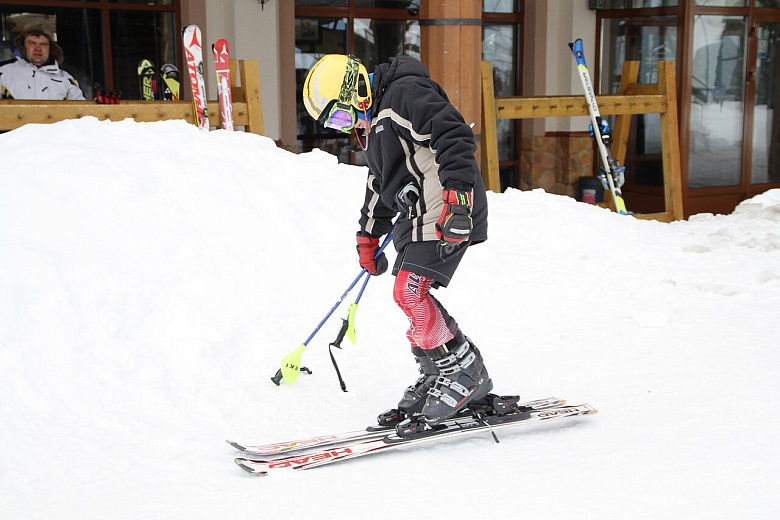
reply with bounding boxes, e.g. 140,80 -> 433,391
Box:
569,39 -> 628,215
271,226 -> 395,386
326,257 -> 375,393
333,219 -> 397,353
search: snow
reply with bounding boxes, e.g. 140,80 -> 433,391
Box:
2,118 -> 779,519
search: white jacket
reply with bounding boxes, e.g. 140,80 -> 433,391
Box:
0,56 -> 85,100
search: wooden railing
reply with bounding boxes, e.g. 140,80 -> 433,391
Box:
0,59 -> 263,135
481,60 -> 684,222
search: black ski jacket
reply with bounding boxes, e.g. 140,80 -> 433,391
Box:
358,56 -> 487,252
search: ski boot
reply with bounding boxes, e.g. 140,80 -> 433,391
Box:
421,336 -> 493,425
376,346 -> 439,427
398,346 -> 440,414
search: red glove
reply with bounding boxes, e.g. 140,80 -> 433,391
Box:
436,189 -> 473,243
356,232 -> 388,275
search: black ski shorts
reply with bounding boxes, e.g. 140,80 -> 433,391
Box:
392,240 -> 469,288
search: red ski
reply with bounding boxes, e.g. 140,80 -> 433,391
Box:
212,38 -> 234,131
183,25 -> 209,131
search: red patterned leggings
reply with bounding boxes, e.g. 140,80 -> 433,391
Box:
393,269 -> 456,350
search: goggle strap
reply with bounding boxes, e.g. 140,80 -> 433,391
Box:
338,55 -> 360,105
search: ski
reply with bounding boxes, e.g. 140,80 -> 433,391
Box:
569,39 -> 628,215
160,63 -> 180,101
182,25 -> 209,130
228,396 -> 565,458
212,38 -> 234,131
233,401 -> 597,475
137,59 -> 157,101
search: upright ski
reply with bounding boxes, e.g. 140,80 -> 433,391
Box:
234,402 -> 596,476
160,64 -> 180,101
569,39 -> 628,215
137,59 -> 158,101
212,38 -> 234,131
183,25 -> 209,130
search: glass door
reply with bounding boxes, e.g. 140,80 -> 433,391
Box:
750,21 -> 780,185
689,14 -> 748,189
599,15 -> 677,213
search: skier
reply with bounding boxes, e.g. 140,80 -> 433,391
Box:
0,26 -> 85,100
302,54 -> 493,426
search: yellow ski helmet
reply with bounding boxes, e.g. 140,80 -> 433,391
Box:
303,54 -> 372,123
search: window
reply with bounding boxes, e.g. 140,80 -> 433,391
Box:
689,15 -> 747,188
483,1 -> 522,191
483,23 -> 521,189
600,16 -> 677,188
751,22 -> 780,184
0,1 -> 180,100
294,2 -> 420,163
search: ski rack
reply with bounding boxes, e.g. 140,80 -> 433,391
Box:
0,59 -> 264,135
481,59 -> 683,222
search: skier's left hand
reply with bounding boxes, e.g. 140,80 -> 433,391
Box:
436,188 -> 472,243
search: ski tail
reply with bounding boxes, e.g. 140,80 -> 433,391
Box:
234,458 -> 268,476
137,59 -> 158,101
212,38 -> 235,131
182,25 -> 210,130
160,64 -> 181,101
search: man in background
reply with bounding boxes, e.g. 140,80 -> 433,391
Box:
0,26 -> 85,100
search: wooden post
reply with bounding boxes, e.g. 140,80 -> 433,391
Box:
656,61 -> 684,220
238,59 -> 264,136
480,61 -> 501,192
420,0 -> 482,163
611,61 -> 639,169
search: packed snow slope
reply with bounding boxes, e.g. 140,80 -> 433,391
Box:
1,118 -> 779,519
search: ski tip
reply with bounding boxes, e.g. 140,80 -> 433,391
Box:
234,458 -> 268,476
226,440 -> 246,451
576,403 -> 598,415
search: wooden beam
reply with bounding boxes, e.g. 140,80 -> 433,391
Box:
495,94 -> 668,119
0,100 -> 230,127
0,60 -> 265,135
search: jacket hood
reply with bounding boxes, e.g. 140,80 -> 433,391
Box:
371,55 -> 430,109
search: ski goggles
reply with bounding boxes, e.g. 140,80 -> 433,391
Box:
318,55 -> 372,134
320,100 -> 357,133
